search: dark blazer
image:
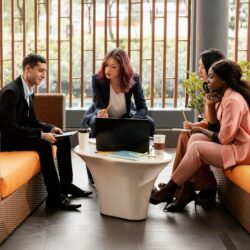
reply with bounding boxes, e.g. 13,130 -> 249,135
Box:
0,76 -> 53,142
81,73 -> 148,127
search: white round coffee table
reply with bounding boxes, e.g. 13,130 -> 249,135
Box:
74,141 -> 172,220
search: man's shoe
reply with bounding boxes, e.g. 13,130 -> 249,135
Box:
65,184 -> 92,198
46,194 -> 81,210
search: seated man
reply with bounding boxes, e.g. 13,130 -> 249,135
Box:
0,53 -> 92,211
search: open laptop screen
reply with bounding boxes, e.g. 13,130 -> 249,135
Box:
96,118 -> 150,153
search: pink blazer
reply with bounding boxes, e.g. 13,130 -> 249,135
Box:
216,88 -> 250,169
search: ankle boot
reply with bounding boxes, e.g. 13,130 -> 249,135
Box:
150,179 -> 179,206
164,181 -> 197,212
196,188 -> 217,205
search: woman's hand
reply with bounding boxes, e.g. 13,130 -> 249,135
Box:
183,121 -> 194,129
205,92 -> 222,106
97,109 -> 109,118
183,121 -> 207,129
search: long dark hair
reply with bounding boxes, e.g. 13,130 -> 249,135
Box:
211,59 -> 250,107
98,48 -> 134,92
200,48 -> 225,74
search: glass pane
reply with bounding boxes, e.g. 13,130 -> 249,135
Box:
130,50 -> 139,74
72,78 -> 81,107
49,59 -> 58,93
3,61 -> 12,86
142,60 -> 151,99
14,42 -> 23,77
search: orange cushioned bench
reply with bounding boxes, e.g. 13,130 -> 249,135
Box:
0,151 -> 47,244
212,165 -> 250,233
0,93 -> 65,245
0,152 -> 41,198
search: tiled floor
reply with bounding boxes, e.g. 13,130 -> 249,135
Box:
1,149 -> 250,250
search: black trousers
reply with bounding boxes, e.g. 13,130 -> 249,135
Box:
1,136 -> 73,198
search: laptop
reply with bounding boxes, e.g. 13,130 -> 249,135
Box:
96,118 -> 150,153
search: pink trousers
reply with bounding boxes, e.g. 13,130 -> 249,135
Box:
172,132 -> 217,190
171,133 -> 224,187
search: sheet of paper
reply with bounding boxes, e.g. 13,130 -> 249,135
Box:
171,128 -> 191,132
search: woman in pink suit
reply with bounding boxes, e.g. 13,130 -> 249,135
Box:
150,59 -> 250,212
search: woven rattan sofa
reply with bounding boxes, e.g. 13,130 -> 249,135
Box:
212,165 -> 250,233
0,94 -> 65,244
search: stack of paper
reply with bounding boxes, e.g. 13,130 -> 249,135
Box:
105,151 -> 149,161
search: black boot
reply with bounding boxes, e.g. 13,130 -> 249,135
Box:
196,188 -> 217,205
165,182 -> 197,212
150,179 -> 179,206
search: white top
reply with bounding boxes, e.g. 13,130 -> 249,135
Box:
21,75 -> 34,106
108,85 -> 127,118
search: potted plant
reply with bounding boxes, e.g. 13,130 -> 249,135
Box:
239,60 -> 250,80
183,72 -> 205,121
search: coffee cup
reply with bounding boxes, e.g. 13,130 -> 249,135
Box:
78,128 -> 90,150
153,134 -> 166,157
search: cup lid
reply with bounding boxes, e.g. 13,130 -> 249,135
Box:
78,128 -> 91,133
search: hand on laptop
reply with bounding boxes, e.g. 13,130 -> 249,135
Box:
97,109 -> 109,118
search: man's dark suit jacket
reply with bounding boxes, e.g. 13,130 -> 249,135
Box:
81,73 -> 148,128
0,75 -> 53,143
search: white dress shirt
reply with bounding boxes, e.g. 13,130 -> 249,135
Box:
108,85 -> 127,118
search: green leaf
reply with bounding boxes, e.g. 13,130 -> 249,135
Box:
183,71 -> 204,113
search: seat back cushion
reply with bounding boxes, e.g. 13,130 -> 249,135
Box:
0,151 -> 41,198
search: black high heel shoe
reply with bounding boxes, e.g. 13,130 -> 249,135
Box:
163,181 -> 197,212
164,191 -> 197,212
150,180 -> 179,206
150,194 -> 174,206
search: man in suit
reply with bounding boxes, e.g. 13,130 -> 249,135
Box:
0,53 -> 92,211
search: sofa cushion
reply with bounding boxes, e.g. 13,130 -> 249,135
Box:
0,152 -> 41,198
224,165 -> 250,194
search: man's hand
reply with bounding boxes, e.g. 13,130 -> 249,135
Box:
41,132 -> 57,144
52,127 -> 63,134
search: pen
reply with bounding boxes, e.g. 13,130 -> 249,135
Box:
181,110 -> 187,121
105,103 -> 112,111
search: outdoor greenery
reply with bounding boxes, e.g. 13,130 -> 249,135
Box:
239,60 -> 250,80
183,72 -> 204,115
1,0 -> 249,109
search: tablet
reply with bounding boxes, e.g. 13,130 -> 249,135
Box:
54,131 -> 77,138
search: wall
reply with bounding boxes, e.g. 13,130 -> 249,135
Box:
66,109 -> 195,129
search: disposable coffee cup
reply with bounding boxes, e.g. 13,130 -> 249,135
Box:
153,134 -> 166,157
78,128 -> 90,150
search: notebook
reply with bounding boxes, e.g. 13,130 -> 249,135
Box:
95,118 -> 150,153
